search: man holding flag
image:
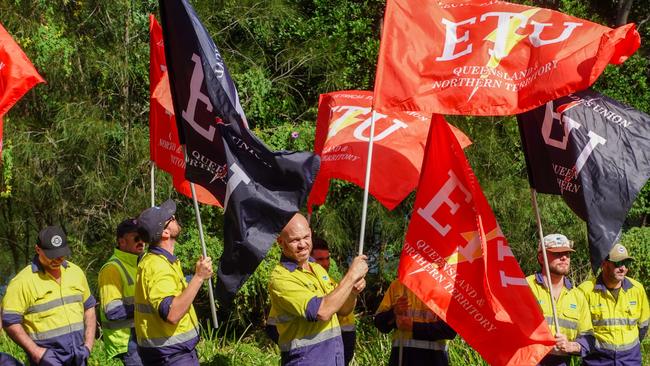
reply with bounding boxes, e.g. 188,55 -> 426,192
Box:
526,234 -> 593,365
268,213 -> 368,365
134,200 -> 213,365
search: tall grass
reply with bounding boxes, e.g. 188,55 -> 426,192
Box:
2,321 -> 649,365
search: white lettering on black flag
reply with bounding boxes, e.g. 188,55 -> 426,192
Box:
159,0 -> 320,305
518,89 -> 650,272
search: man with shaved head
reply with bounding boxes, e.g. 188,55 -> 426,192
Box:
268,213 -> 368,365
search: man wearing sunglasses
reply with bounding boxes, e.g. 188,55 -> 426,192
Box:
134,199 -> 212,365
579,243 -> 650,365
526,233 -> 593,366
97,218 -> 146,365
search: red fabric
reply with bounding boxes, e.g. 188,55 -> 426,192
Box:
374,0 -> 640,116
0,22 -> 45,155
149,15 -> 220,206
308,90 -> 470,212
398,116 -> 554,365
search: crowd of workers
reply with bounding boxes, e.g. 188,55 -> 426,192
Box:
0,200 -> 648,366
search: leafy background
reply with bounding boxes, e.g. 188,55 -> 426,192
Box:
0,0 -> 649,364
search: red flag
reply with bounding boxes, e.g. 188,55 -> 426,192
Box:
308,90 -> 470,211
374,0 -> 640,116
398,117 -> 554,365
149,15 -> 220,206
0,22 -> 45,155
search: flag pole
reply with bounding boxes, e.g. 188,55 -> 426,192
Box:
357,111 -> 377,256
181,148 -> 218,329
189,182 -> 219,329
150,162 -> 156,207
529,188 -> 561,333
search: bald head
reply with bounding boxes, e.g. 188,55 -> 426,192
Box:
278,213 -> 312,265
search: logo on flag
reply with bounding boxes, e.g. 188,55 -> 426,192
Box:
149,15 -> 220,206
158,0 -> 319,305
373,0 -> 640,115
518,89 -> 650,272
399,117 -> 554,365
309,90 -> 470,211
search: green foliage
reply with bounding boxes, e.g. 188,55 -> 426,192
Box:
0,0 -> 648,363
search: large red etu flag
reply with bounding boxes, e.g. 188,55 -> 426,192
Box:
399,117 -> 554,365
308,90 -> 470,211
0,22 -> 44,155
149,15 -> 219,206
374,0 -> 640,116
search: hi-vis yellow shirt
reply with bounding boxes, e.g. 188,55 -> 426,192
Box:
526,273 -> 593,361
268,256 -> 344,364
134,247 -> 199,362
579,275 -> 649,363
1,257 -> 95,349
375,280 -> 452,352
98,248 -> 139,359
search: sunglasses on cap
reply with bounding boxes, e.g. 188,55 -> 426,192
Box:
608,259 -> 632,268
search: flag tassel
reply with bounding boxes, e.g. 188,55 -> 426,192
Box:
530,188 -> 561,334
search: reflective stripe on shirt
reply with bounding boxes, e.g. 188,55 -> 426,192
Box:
29,321 -> 84,341
279,326 -> 342,352
592,318 -> 638,327
26,294 -> 83,314
138,327 -> 200,348
544,316 -> 578,330
392,338 -> 448,351
595,338 -> 639,352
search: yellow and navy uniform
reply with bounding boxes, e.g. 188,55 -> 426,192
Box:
98,248 -> 140,360
1,256 -> 95,364
578,275 -> 650,366
134,246 -> 199,364
374,280 -> 456,366
526,273 -> 594,366
268,256 -> 345,365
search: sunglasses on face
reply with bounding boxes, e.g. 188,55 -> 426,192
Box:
164,215 -> 176,229
609,259 -> 632,268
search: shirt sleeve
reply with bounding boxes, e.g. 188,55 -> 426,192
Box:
374,281 -> 398,333
78,267 -> 96,310
98,264 -> 129,321
1,277 -> 28,327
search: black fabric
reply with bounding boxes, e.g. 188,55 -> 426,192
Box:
37,226 -> 71,259
158,0 -> 319,306
518,89 -> 650,273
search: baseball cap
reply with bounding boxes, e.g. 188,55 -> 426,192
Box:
137,199 -> 176,244
37,226 -> 71,259
539,233 -> 575,253
116,218 -> 139,240
608,243 -> 633,262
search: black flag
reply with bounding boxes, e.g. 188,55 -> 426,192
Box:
158,0 -> 320,305
518,89 -> 650,273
